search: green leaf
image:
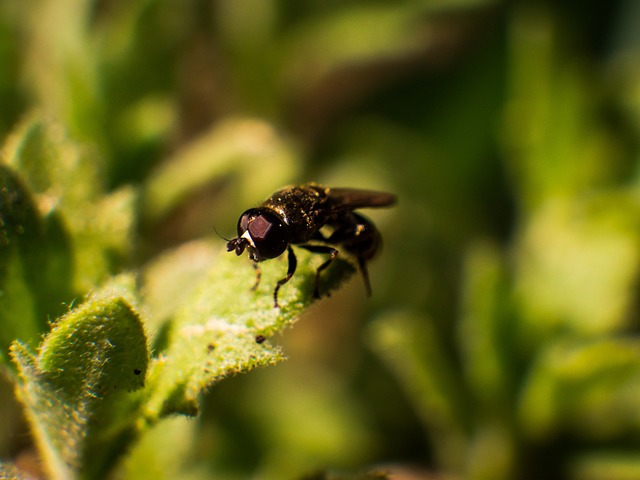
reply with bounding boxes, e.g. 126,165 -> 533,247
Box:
513,194 -> 640,349
142,246 -> 355,421
10,291 -> 149,480
0,116 -> 137,363
367,311 -> 470,471
282,3 -> 442,80
0,164 -> 73,360
141,239 -> 218,335
2,115 -> 135,292
0,164 -> 44,349
457,242 -> 517,480
518,338 -> 640,441
71,185 -> 137,292
502,6 -> 626,209
3,113 -> 104,204
458,241 -> 513,411
114,416 -> 196,480
569,451 -> 640,480
141,117 -> 299,226
21,1 -> 103,142
249,370 -> 377,479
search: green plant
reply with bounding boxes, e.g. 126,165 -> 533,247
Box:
4,1 -> 640,480
0,115 -> 364,479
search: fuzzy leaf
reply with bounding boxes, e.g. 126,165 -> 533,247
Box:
71,186 -> 137,292
2,115 -> 135,292
10,291 -> 149,480
0,164 -> 73,361
2,113 -> 103,206
0,462 -> 33,480
142,245 -> 355,420
141,240 -> 218,334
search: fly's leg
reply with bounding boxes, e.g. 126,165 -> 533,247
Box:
356,256 -> 372,297
273,245 -> 297,308
326,212 -> 380,297
251,261 -> 261,291
299,244 -> 338,299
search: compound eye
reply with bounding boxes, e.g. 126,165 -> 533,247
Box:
248,211 -> 289,259
237,210 -> 253,236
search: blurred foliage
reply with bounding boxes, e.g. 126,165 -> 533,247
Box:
2,0 -> 640,479
0,113 -> 356,480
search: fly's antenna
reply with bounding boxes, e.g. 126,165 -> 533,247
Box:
214,226 -> 233,242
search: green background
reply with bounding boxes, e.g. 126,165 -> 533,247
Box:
3,1 -> 640,479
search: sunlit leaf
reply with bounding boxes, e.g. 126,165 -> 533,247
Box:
10,291 -> 149,480
142,246 -> 355,420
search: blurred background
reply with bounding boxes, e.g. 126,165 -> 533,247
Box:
3,0 -> 640,479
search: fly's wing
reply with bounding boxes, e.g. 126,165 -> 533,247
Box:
326,187 -> 397,213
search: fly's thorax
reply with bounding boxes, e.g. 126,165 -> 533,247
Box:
261,184 -> 330,242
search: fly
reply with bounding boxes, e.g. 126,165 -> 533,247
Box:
226,183 -> 397,307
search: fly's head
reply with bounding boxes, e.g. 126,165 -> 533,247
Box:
226,208 -> 289,262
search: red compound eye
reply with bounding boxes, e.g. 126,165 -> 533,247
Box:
236,208 -> 289,260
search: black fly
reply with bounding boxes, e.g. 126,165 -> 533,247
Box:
226,183 -> 396,307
